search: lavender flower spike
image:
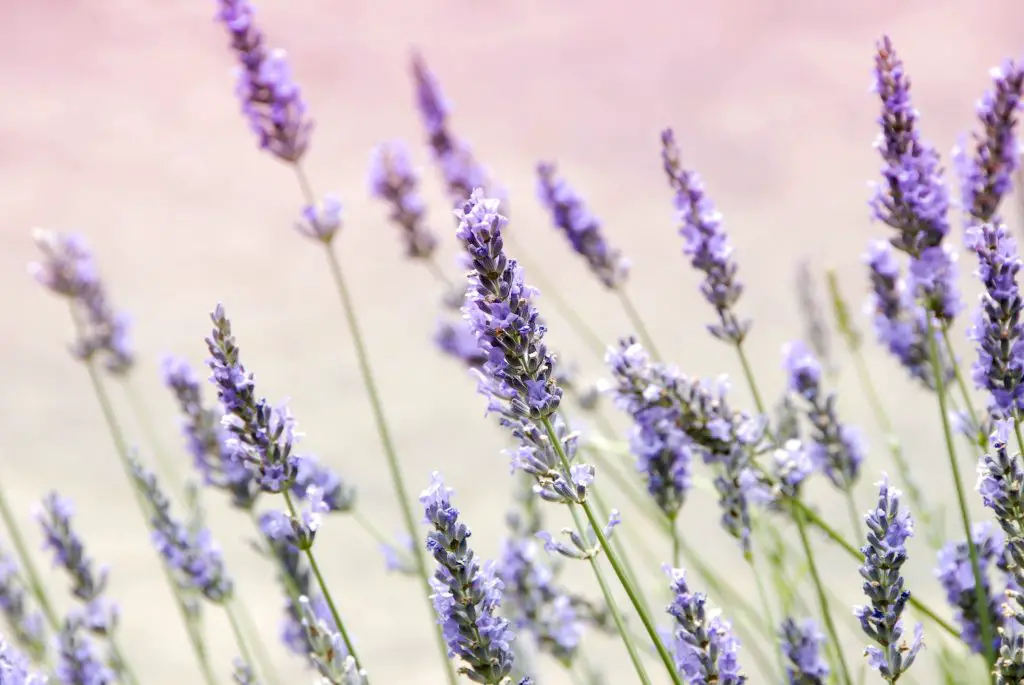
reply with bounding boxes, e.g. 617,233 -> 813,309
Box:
955,60 -> 1024,225
535,163 -> 629,289
978,421 -> 1024,577
782,340 -> 865,490
870,36 -> 960,324
215,0 -> 313,162
966,221 -> 1024,417
854,476 -> 923,682
665,566 -> 746,684
0,638 -> 47,685
36,493 -> 117,635
0,545 -> 46,661
130,456 -> 234,603
55,618 -> 114,685
779,617 -> 829,685
422,473 -> 517,684
369,140 -> 438,259
30,230 -> 133,375
936,522 -> 1005,654
660,129 -> 749,343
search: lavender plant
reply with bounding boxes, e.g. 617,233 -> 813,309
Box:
17,10 -> 1024,685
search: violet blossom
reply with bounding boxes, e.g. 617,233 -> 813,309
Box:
369,140 -> 438,258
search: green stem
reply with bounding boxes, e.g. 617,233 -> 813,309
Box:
107,636 -> 140,685
735,343 -> 768,415
424,256 -> 454,289
230,597 -> 282,685
121,378 -> 182,494
844,489 -> 863,541
927,319 -> 995,670
941,327 -> 985,448
294,163 -> 458,685
670,515 -> 681,567
80,358 -> 219,685
0,483 -> 59,629
617,288 -> 662,361
281,491 -> 364,672
747,549 -> 784,680
542,418 -> 680,685
224,599 -> 257,673
588,486 -> 654,620
1015,418 -> 1024,460
792,502 -> 853,685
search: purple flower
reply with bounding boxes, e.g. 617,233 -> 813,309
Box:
0,546 -> 46,661
782,341 -> 865,490
661,129 -> 749,344
497,536 -> 583,666
232,660 -> 261,685
36,493 -> 117,636
262,486 -> 329,551
162,356 -> 260,508
215,0 -> 313,162
665,566 -> 746,684
298,596 -> 364,685
936,521 -> 1004,654
422,473 -> 517,684
855,476 -> 924,680
411,55 -> 502,207
130,457 -> 233,603
295,195 -> 342,244
0,639 -> 46,685
434,317 -> 487,369
535,162 -> 629,289
457,190 -> 562,421
30,230 -> 133,375
870,36 -> 960,325
966,222 -> 1024,417
369,141 -> 438,259
863,240 -> 953,389
290,455 -> 355,514
779,617 -> 829,685
770,439 -> 813,500
54,618 -> 113,685
954,61 -> 1024,225
978,421 -> 1024,577
206,304 -> 300,493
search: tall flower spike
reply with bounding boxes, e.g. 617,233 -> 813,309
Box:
660,129 -> 749,343
130,456 -> 234,603
978,421 -> 1024,576
411,55 -> 500,206
30,229 -> 134,375
779,617 -> 829,685
535,162 -> 629,289
54,618 -> 114,685
935,521 -> 1004,654
795,261 -> 834,376
0,638 -> 47,685
0,545 -> 46,661
162,356 -> 261,509
36,493 -> 117,635
299,596 -> 365,685
422,473 -> 518,684
863,240 -> 953,389
206,304 -> 300,493
966,222 -> 1024,417
214,0 -> 313,162
854,476 -> 924,681
955,60 -> 1024,225
369,140 -> 438,259
782,340 -> 865,490
665,566 -> 746,684
870,36 -> 960,324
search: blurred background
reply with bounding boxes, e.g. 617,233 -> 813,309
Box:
3,0 -> 1024,682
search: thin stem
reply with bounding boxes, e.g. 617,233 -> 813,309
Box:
121,379 -> 182,493
927,319 -> 995,669
735,342 -> 767,415
230,597 -> 282,685
224,599 -> 257,674
941,327 -> 984,447
670,514 -> 681,568
541,418 -> 680,685
107,636 -> 140,685
351,509 -> 392,550
80,358 -> 219,685
1015,418 -> 1024,460
844,489 -> 863,541
747,549 -> 784,680
0,484 -> 59,629
281,490 -> 364,672
294,163 -> 458,685
791,502 -> 853,685
588,486 -> 654,619
617,288 -> 662,361
423,256 -> 454,289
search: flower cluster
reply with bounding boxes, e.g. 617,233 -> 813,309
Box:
535,162 -> 629,289
215,0 -> 313,162
665,567 -> 746,684
661,128 -> 749,344
422,473 -> 518,684
778,617 -> 829,685
855,476 -> 923,680
0,638 -> 46,685
299,596 -> 366,685
935,521 -> 1005,654
369,140 -> 438,259
30,230 -> 133,375
54,617 -> 114,685
36,493 -> 117,635
0,546 -> 46,661
782,340 -> 865,490
130,457 -> 234,603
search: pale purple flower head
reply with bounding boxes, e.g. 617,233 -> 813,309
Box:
661,129 -> 749,343
215,0 -> 313,162
535,162 -> 629,289
30,230 -> 134,375
0,638 -> 47,685
977,420 -> 1024,575
665,566 -> 746,684
935,521 -> 1004,654
369,140 -> 438,259
779,617 -> 829,685
422,473 -> 517,683
0,546 -> 46,662
54,618 -> 113,685
295,195 -> 343,244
